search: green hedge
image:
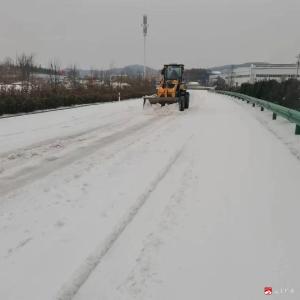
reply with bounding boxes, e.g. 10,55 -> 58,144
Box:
237,79 -> 300,110
0,84 -> 154,116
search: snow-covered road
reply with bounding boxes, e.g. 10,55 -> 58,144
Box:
0,91 -> 299,300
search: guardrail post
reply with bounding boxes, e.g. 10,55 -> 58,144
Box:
272,113 -> 277,120
261,107 -> 264,111
295,125 -> 300,135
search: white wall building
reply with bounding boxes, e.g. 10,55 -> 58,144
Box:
210,64 -> 300,87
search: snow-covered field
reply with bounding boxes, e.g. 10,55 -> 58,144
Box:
0,91 -> 299,300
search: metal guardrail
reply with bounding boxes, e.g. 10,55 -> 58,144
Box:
215,91 -> 300,135
187,85 -> 215,90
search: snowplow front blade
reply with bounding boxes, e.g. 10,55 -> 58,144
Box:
143,96 -> 179,105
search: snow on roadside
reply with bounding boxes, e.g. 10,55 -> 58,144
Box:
222,93 -> 300,160
0,91 -> 300,300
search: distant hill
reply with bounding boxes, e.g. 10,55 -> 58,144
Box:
112,65 -> 158,77
77,64 -> 158,78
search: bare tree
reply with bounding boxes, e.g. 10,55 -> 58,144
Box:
89,68 -> 96,80
67,64 -> 80,88
17,53 -> 35,84
87,68 -> 100,87
3,57 -> 14,69
0,57 -> 16,83
215,76 -> 226,90
49,59 -> 61,89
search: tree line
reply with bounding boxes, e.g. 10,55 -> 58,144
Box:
237,79 -> 300,111
0,54 -> 155,115
184,69 -> 209,85
214,77 -> 300,111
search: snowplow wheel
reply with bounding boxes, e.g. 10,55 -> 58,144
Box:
179,96 -> 185,111
184,93 -> 190,109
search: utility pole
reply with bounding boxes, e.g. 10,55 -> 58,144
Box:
142,15 -> 149,80
296,54 -> 300,80
228,65 -> 235,89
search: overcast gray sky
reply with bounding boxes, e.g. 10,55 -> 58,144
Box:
0,0 -> 299,69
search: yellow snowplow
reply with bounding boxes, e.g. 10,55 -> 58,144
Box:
143,64 -> 190,111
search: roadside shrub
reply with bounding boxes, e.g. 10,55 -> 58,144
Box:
238,79 -> 300,110
0,81 -> 154,116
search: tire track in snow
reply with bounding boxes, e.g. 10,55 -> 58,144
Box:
0,115 -> 173,197
0,117 -> 132,176
0,109 -> 134,159
56,140 -> 190,300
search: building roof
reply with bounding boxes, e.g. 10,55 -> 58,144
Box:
253,64 -> 296,69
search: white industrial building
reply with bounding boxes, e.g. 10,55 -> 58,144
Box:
210,64 -> 300,87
